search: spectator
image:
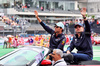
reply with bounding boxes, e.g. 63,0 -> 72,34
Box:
3,36 -> 8,48
27,4 -> 30,8
11,16 -> 14,21
12,37 -> 18,48
97,20 -> 100,28
37,4 -> 39,8
22,5 -> 25,12
41,6 -> 43,11
8,37 -> 12,48
11,3 -> 14,8
65,35 -> 70,45
46,49 -> 67,66
16,18 -> 19,24
18,37 -> 25,45
36,38 -> 44,47
29,38 -> 34,45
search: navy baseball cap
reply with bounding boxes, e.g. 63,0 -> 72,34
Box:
74,23 -> 83,28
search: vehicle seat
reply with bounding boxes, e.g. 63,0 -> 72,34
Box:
63,53 -> 74,64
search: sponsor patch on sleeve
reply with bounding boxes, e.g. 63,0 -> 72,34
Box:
61,41 -> 65,45
61,38 -> 66,45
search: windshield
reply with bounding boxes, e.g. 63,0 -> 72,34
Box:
0,49 -> 38,66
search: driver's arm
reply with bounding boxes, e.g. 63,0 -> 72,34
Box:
66,39 -> 75,54
34,11 -> 54,34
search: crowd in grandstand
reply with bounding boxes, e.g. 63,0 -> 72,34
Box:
2,16 -> 18,26
1,15 -> 29,27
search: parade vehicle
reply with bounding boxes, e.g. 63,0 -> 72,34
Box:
41,53 -> 100,66
0,46 -> 50,66
0,46 -> 100,66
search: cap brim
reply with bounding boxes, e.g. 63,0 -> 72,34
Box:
74,24 -> 82,28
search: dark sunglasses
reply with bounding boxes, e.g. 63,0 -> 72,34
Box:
54,26 -> 61,29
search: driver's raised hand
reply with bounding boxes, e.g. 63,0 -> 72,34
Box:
34,10 -> 42,23
34,10 -> 38,18
80,8 -> 86,17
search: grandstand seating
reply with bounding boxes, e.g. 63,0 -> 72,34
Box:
0,7 -> 99,35
14,7 -> 80,14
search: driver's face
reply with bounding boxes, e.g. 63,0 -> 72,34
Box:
75,26 -> 84,33
54,25 -> 62,33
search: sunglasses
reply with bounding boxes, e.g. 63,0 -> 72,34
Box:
54,26 -> 62,29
